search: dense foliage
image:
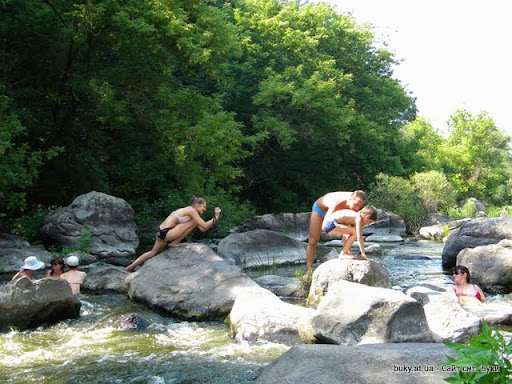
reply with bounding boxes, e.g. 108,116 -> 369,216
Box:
1,0 -> 511,233
441,322 -> 512,383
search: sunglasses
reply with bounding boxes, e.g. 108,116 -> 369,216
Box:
452,271 -> 463,275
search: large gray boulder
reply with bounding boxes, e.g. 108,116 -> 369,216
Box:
255,343 -> 456,384
0,278 -> 81,332
82,263 -> 130,293
39,191 -> 139,263
126,243 -> 260,320
217,229 -> 306,269
228,286 -> 315,345
405,284 -> 481,342
442,217 -> 512,267
307,259 -> 392,307
457,239 -> 512,294
0,233 -> 30,248
234,213 -> 311,241
362,209 -> 407,237
299,280 -> 433,345
0,245 -> 53,273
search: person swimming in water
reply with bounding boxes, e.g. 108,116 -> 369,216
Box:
452,265 -> 487,304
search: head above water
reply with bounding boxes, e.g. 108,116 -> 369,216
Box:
21,256 -> 45,271
50,258 -> 65,270
66,255 -> 80,267
451,265 -> 470,283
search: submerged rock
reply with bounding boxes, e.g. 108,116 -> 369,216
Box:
120,313 -> 150,330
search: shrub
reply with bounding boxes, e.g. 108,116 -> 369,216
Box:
368,173 -> 426,234
11,205 -> 56,243
411,171 -> 456,214
460,200 -> 478,218
49,229 -> 92,259
440,322 -> 512,383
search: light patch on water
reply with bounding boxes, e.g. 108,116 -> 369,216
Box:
153,322 -> 289,365
147,376 -> 166,384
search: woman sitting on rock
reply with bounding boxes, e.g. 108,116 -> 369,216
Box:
452,265 -> 487,304
125,196 -> 221,272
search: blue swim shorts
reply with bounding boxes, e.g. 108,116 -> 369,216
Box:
312,201 -> 326,218
322,219 -> 337,233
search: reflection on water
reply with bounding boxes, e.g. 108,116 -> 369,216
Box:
378,240 -> 450,289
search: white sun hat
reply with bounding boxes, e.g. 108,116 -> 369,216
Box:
66,255 -> 80,267
21,256 -> 45,271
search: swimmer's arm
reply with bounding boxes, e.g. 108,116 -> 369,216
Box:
476,285 -> 487,302
355,216 -> 368,260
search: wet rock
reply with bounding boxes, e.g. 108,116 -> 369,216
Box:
83,263 -> 130,293
307,259 -> 392,308
120,313 -> 150,330
0,278 -> 81,332
299,280 -> 432,345
457,239 -> 512,294
126,243 -> 260,321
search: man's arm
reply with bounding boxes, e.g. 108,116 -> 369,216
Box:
355,216 -> 368,260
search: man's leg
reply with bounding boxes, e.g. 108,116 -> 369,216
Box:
305,211 -> 323,280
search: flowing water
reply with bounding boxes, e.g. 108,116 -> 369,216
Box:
0,239 -> 504,383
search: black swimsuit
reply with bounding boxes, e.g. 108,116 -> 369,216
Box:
157,227 -> 170,240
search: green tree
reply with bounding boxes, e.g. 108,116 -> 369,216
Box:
400,117 -> 444,174
1,0 -> 251,214
368,173 -> 425,234
223,0 -> 417,212
438,110 -> 511,203
411,171 -> 455,214
0,87 -> 61,215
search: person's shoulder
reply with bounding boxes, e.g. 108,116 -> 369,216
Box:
177,206 -> 194,214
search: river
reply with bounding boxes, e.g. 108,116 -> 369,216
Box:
0,239 -> 501,383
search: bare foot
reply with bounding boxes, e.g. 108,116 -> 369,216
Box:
125,266 -> 134,272
302,269 -> 312,282
168,242 -> 181,247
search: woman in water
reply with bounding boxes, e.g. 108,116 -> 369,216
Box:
452,265 -> 487,304
125,196 -> 221,272
45,258 -> 65,279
